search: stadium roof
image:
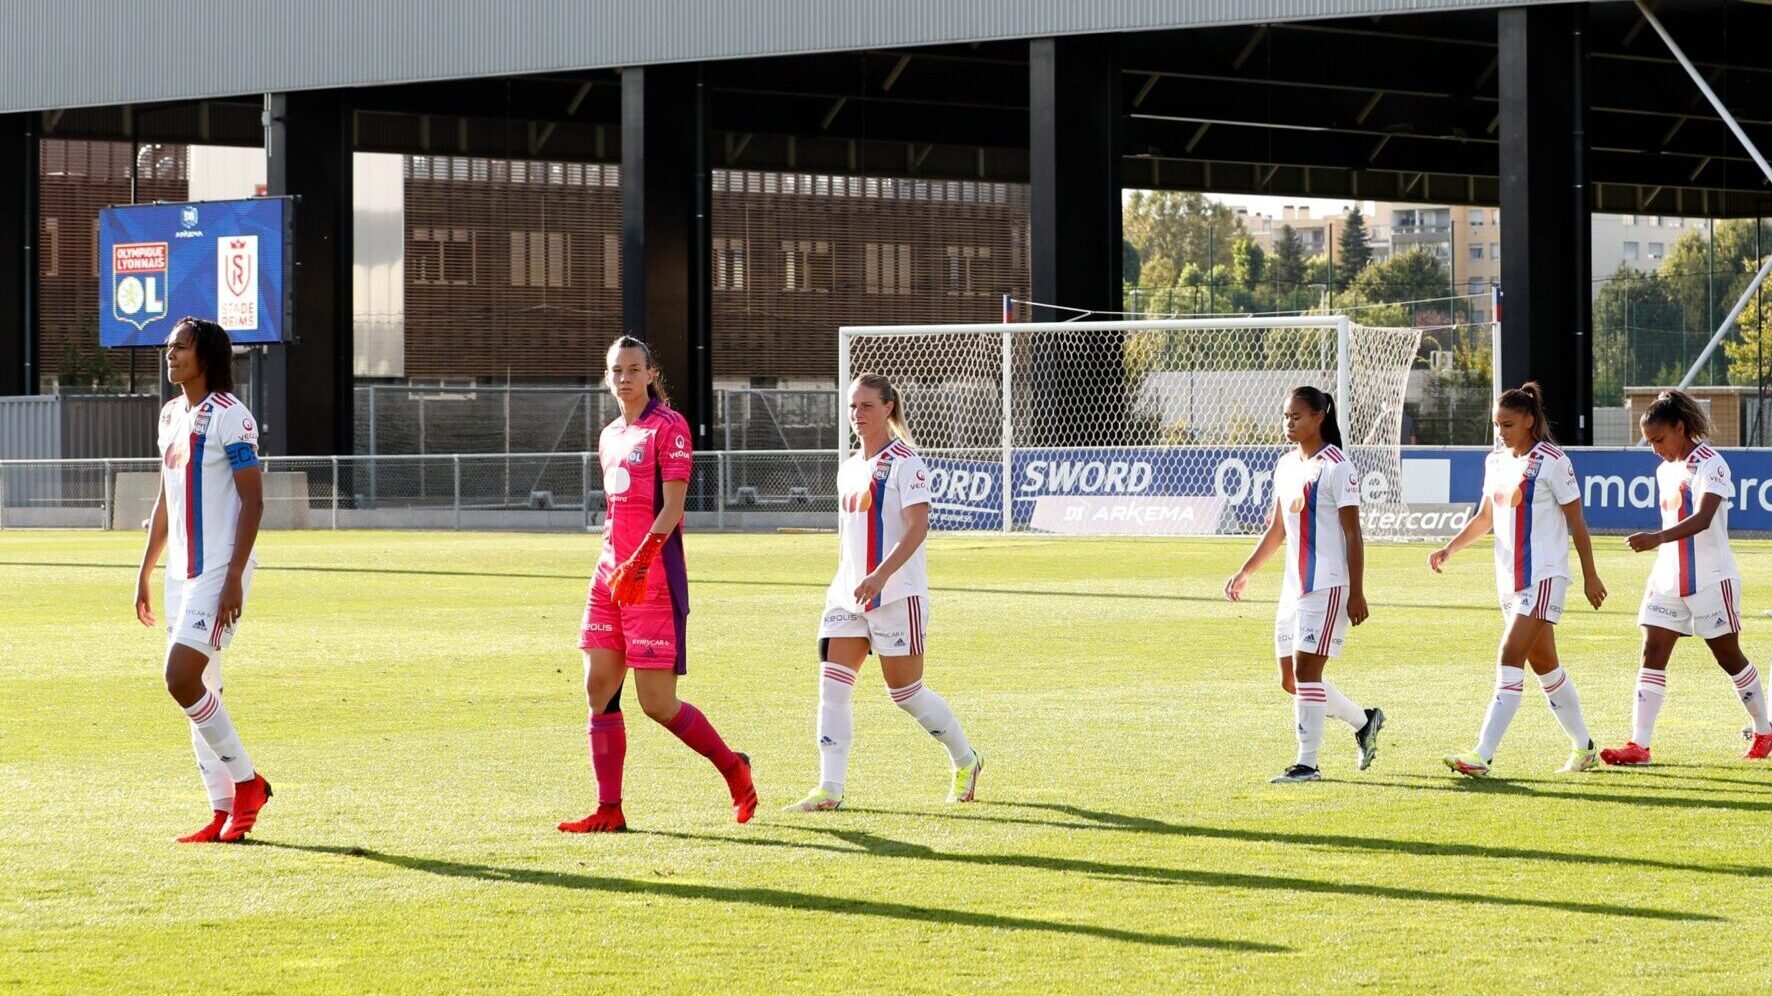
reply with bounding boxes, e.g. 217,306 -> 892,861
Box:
8,0 -> 1770,213
1,0 -> 1531,113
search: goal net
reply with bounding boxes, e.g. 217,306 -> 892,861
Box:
837,316 -> 1423,540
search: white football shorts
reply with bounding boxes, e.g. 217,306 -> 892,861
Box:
165,564 -> 254,656
1274,585 -> 1350,660
1500,575 -> 1568,625
1639,579 -> 1741,639
818,595 -> 929,657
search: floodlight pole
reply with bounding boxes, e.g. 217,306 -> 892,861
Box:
1633,0 -> 1772,398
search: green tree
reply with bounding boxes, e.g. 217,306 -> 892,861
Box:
1593,264 -> 1682,405
1336,206 -> 1373,288
1271,224 -> 1306,290
1122,190 -> 1241,293
1722,258 -> 1772,389
1122,237 -> 1141,286
1346,249 -> 1449,307
1232,237 -> 1265,290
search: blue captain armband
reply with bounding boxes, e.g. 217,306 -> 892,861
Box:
226,442 -> 260,470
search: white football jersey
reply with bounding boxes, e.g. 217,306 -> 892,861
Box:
158,392 -> 260,579
827,439 -> 932,612
1484,440 -> 1580,596
1272,443 -> 1360,596
1650,443 -> 1737,596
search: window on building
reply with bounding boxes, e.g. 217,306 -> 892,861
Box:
713,238 -> 747,291
944,245 -> 992,296
1648,242 -> 1665,260
1622,241 -> 1640,261
1468,243 -> 1483,261
1468,277 -> 1486,296
865,242 -> 912,295
1621,214 -> 1637,225
782,239 -> 831,292
1467,209 -> 1484,226
40,217 -> 58,278
1490,242 -> 1500,260
412,228 -> 475,285
1648,215 -> 1663,226
602,234 -> 620,290
508,231 -> 569,288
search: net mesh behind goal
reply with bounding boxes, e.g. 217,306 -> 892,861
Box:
839,318 -> 1422,539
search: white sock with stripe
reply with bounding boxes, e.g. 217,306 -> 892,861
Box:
1730,662 -> 1771,735
1537,666 -> 1591,748
818,662 -> 858,794
1632,666 -> 1668,748
1475,666 -> 1526,763
183,689 -> 254,782
1294,681 -> 1327,768
1322,681 -> 1366,728
191,654 -> 234,812
889,680 -> 974,768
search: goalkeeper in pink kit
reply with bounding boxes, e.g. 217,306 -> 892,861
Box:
558,336 -> 756,833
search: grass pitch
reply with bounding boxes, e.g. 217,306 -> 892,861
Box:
4,529 -> 1771,993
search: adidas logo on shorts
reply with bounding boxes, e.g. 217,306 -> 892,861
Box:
192,619 -> 207,631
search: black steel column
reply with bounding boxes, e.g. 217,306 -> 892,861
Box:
1028,36 -> 1123,445
1498,4 -> 1591,444
263,91 -> 353,456
621,65 -> 713,448
0,114 -> 39,396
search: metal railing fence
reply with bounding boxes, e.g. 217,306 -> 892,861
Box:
0,450 -> 863,532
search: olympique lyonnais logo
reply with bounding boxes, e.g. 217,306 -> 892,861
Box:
112,242 -> 169,330
216,236 -> 259,331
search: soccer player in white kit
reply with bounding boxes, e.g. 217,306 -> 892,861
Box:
1601,390 -> 1772,764
1226,387 -> 1385,784
785,373 -> 982,811
133,317 -> 271,842
1431,383 -> 1606,777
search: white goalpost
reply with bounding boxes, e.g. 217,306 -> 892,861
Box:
838,315 -> 1423,539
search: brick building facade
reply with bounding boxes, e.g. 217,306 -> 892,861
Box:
37,140 -> 1029,390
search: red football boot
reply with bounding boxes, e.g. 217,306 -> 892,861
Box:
177,810 -> 230,844
219,774 -> 272,842
1744,731 -> 1772,760
727,752 -> 757,824
1600,742 -> 1652,766
558,803 -> 627,833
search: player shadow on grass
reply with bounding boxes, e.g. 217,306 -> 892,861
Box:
1357,774 -> 1772,813
647,823 -> 1721,922
250,840 -> 1278,951
841,801 -> 1772,882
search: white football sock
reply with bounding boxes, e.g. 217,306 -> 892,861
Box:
1537,666 -> 1591,748
1731,662 -> 1771,735
183,689 -> 254,782
818,662 -> 858,794
191,653 -> 234,811
1475,666 -> 1526,763
889,680 -> 974,768
1294,682 -> 1327,768
1322,680 -> 1366,728
1632,666 -> 1668,748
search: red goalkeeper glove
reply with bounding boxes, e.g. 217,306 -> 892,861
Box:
609,532 -> 667,607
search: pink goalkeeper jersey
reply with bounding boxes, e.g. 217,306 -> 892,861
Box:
596,401 -> 693,601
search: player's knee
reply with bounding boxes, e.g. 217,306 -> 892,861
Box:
638,691 -> 679,724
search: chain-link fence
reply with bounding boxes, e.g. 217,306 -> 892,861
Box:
0,451 -> 854,532
354,384 -> 841,455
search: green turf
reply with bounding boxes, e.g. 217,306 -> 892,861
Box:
4,529 -> 1771,993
